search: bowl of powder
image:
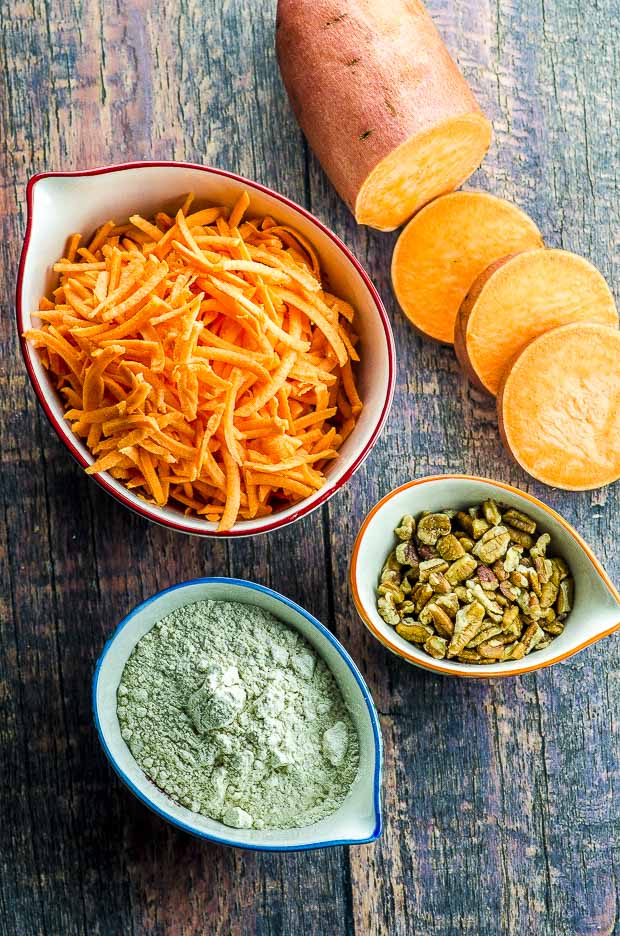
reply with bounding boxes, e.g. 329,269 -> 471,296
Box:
93,577 -> 382,850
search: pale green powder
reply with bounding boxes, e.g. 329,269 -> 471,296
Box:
117,599 -> 359,830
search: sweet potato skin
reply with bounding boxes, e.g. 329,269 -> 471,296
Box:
497,323 -> 620,490
454,253 -> 521,392
276,0 -> 491,229
455,248 -> 619,395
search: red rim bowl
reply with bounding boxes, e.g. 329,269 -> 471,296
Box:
17,161 -> 396,537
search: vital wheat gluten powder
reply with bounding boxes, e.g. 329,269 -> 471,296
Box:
116,599 -> 360,830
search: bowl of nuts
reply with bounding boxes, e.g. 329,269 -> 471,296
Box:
350,475 -> 620,677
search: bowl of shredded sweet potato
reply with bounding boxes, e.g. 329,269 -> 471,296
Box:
17,162 -> 395,535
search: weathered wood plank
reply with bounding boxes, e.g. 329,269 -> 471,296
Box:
319,0 -> 620,933
0,0 -> 618,933
0,1 -> 351,934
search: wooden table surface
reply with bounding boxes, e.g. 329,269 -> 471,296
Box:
1,1 -> 619,933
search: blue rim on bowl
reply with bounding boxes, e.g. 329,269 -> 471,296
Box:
93,577 -> 383,851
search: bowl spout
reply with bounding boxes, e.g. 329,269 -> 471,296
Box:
542,518 -> 620,652
585,557 -> 620,633
325,786 -> 383,845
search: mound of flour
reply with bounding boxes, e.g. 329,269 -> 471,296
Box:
117,599 -> 359,830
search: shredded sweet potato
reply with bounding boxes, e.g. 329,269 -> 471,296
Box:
498,323 -> 620,490
391,192 -> 543,343
26,191 -> 362,531
455,248 -> 619,395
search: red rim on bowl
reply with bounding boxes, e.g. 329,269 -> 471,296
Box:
16,161 -> 396,537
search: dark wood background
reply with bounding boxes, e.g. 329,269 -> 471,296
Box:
1,1 -> 619,933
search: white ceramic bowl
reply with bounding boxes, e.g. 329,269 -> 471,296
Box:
351,475 -> 620,678
93,577 -> 383,850
17,161 -> 395,536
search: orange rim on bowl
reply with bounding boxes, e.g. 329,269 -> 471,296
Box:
16,161 -> 396,537
350,474 -> 620,678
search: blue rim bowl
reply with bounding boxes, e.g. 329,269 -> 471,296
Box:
93,577 -> 383,851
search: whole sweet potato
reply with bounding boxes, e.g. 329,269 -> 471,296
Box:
276,0 -> 492,230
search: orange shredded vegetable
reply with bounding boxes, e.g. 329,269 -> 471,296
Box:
25,191 -> 362,530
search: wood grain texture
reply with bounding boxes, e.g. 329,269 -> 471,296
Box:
0,0 -> 618,934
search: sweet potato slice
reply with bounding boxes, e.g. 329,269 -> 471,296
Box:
391,192 -> 543,343
456,248 -> 619,395
276,0 -> 492,231
498,323 -> 620,490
